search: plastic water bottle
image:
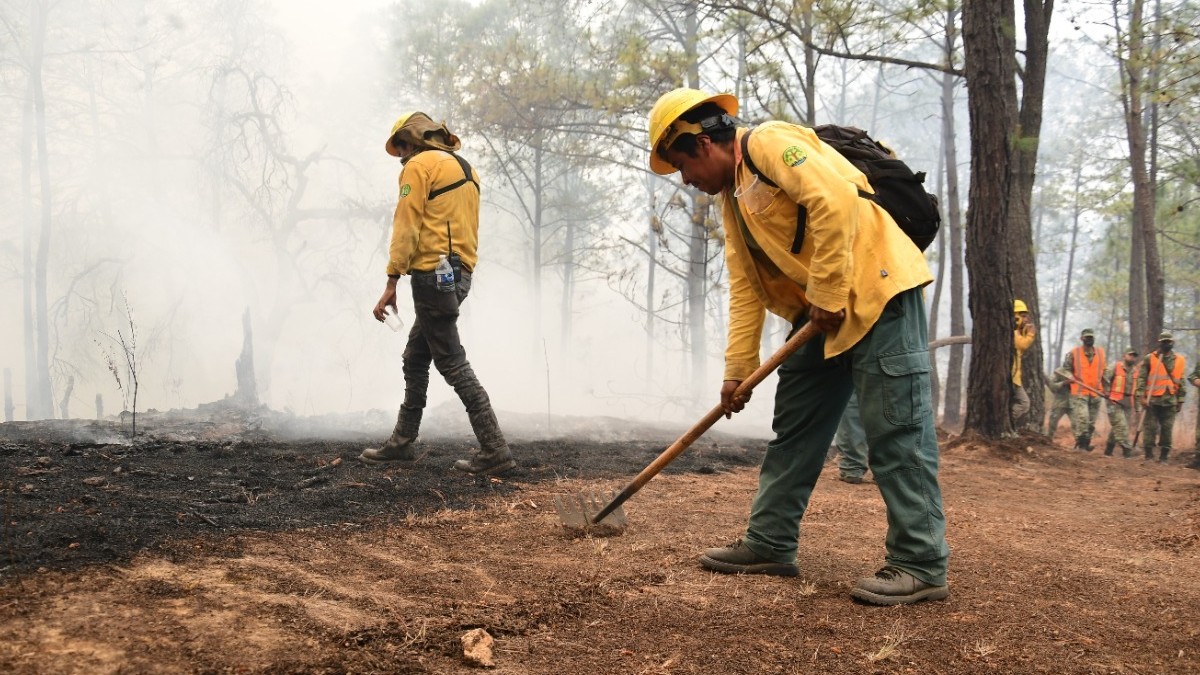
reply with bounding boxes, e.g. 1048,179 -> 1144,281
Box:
383,306 -> 404,332
435,254 -> 456,293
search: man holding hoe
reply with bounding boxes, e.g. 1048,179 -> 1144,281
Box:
647,88 -> 948,605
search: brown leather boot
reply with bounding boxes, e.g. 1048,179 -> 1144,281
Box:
453,446 -> 516,475
358,435 -> 417,465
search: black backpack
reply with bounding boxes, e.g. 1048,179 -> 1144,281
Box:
739,125 -> 941,252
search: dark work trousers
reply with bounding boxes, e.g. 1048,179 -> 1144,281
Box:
393,271 -> 507,452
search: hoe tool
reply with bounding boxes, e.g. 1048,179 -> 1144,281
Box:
555,322 -> 820,531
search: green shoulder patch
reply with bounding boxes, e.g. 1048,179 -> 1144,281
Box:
400,184 -> 412,198
782,146 -> 807,167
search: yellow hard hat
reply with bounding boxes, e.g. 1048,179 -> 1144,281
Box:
385,112 -> 418,156
1013,299 -> 1028,313
647,88 -> 738,175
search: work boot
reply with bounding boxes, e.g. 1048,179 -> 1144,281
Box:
850,566 -> 949,606
1144,447 -> 1155,460
1103,440 -> 1115,456
358,435 -> 417,465
1122,445 -> 1134,459
1159,448 -> 1170,464
699,539 -> 799,577
453,446 -> 516,475
838,473 -> 865,484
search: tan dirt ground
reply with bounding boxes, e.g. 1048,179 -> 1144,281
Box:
2,432 -> 1198,674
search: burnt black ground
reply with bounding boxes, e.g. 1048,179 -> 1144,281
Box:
0,415 -> 767,578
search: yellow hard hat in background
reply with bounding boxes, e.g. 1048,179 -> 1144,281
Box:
385,112 -> 418,156
647,88 -> 738,175
1013,299 -> 1028,313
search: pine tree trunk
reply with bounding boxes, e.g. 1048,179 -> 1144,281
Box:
1007,0 -> 1054,430
962,0 -> 1017,438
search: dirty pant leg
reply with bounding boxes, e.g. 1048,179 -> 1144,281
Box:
835,388 -> 869,477
412,274 -> 507,452
1106,403 -> 1130,450
1010,384 -> 1031,426
1070,396 -> 1100,443
743,332 -> 852,566
1047,399 -> 1071,435
1150,406 -> 1176,452
852,289 -> 949,586
396,299 -> 436,440
1142,405 -> 1167,451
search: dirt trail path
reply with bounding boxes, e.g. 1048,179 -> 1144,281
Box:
1,432 -> 1198,674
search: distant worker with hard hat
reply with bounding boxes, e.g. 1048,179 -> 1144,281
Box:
1011,300 -> 1037,427
361,112 -> 515,475
647,88 -> 948,605
1063,328 -> 1106,452
1136,331 -> 1186,463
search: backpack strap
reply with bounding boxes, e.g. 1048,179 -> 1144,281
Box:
428,152 -> 478,200
740,129 -> 807,253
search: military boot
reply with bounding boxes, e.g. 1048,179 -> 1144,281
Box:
359,434 -> 418,465
1103,440 -> 1115,456
1121,445 -> 1134,459
1159,448 -> 1170,464
453,446 -> 516,475
1144,447 -> 1155,460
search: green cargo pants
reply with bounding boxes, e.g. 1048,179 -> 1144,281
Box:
742,288 -> 949,586
1046,392 -> 1072,436
1104,401 -> 1132,455
1069,395 -> 1102,448
834,388 -> 869,480
1141,403 -> 1177,460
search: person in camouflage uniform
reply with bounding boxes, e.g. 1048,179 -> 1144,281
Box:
1045,360 -> 1072,437
1102,348 -> 1139,458
1063,329 -> 1106,451
1188,359 -> 1200,468
1136,332 -> 1187,463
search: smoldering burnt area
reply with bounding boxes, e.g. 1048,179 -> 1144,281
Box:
0,405 -> 768,577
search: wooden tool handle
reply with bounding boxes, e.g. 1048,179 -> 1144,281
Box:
591,322 -> 820,524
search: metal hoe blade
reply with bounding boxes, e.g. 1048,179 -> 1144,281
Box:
553,490 -> 628,533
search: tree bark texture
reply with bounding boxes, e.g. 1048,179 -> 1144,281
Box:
962,0 -> 1017,438
1007,0 -> 1055,429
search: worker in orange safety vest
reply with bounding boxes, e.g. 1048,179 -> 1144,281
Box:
1062,328 -> 1106,452
1101,348 -> 1139,458
1136,332 -> 1187,463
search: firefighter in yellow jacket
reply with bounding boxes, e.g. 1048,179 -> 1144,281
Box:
648,89 -> 948,606
1136,331 -> 1186,463
1011,300 -> 1036,426
360,112 -> 515,475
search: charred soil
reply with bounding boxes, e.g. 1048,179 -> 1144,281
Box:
1,418 -> 1198,674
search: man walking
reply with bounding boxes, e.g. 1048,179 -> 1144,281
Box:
1046,363 -> 1073,437
1190,361 -> 1200,468
1137,332 -> 1187,463
1102,348 -> 1138,458
647,88 -> 948,605
1063,329 -> 1106,451
361,112 -> 515,475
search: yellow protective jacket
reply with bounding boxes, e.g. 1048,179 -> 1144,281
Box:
720,122 -> 932,381
387,149 -> 481,275
1012,325 -> 1035,386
